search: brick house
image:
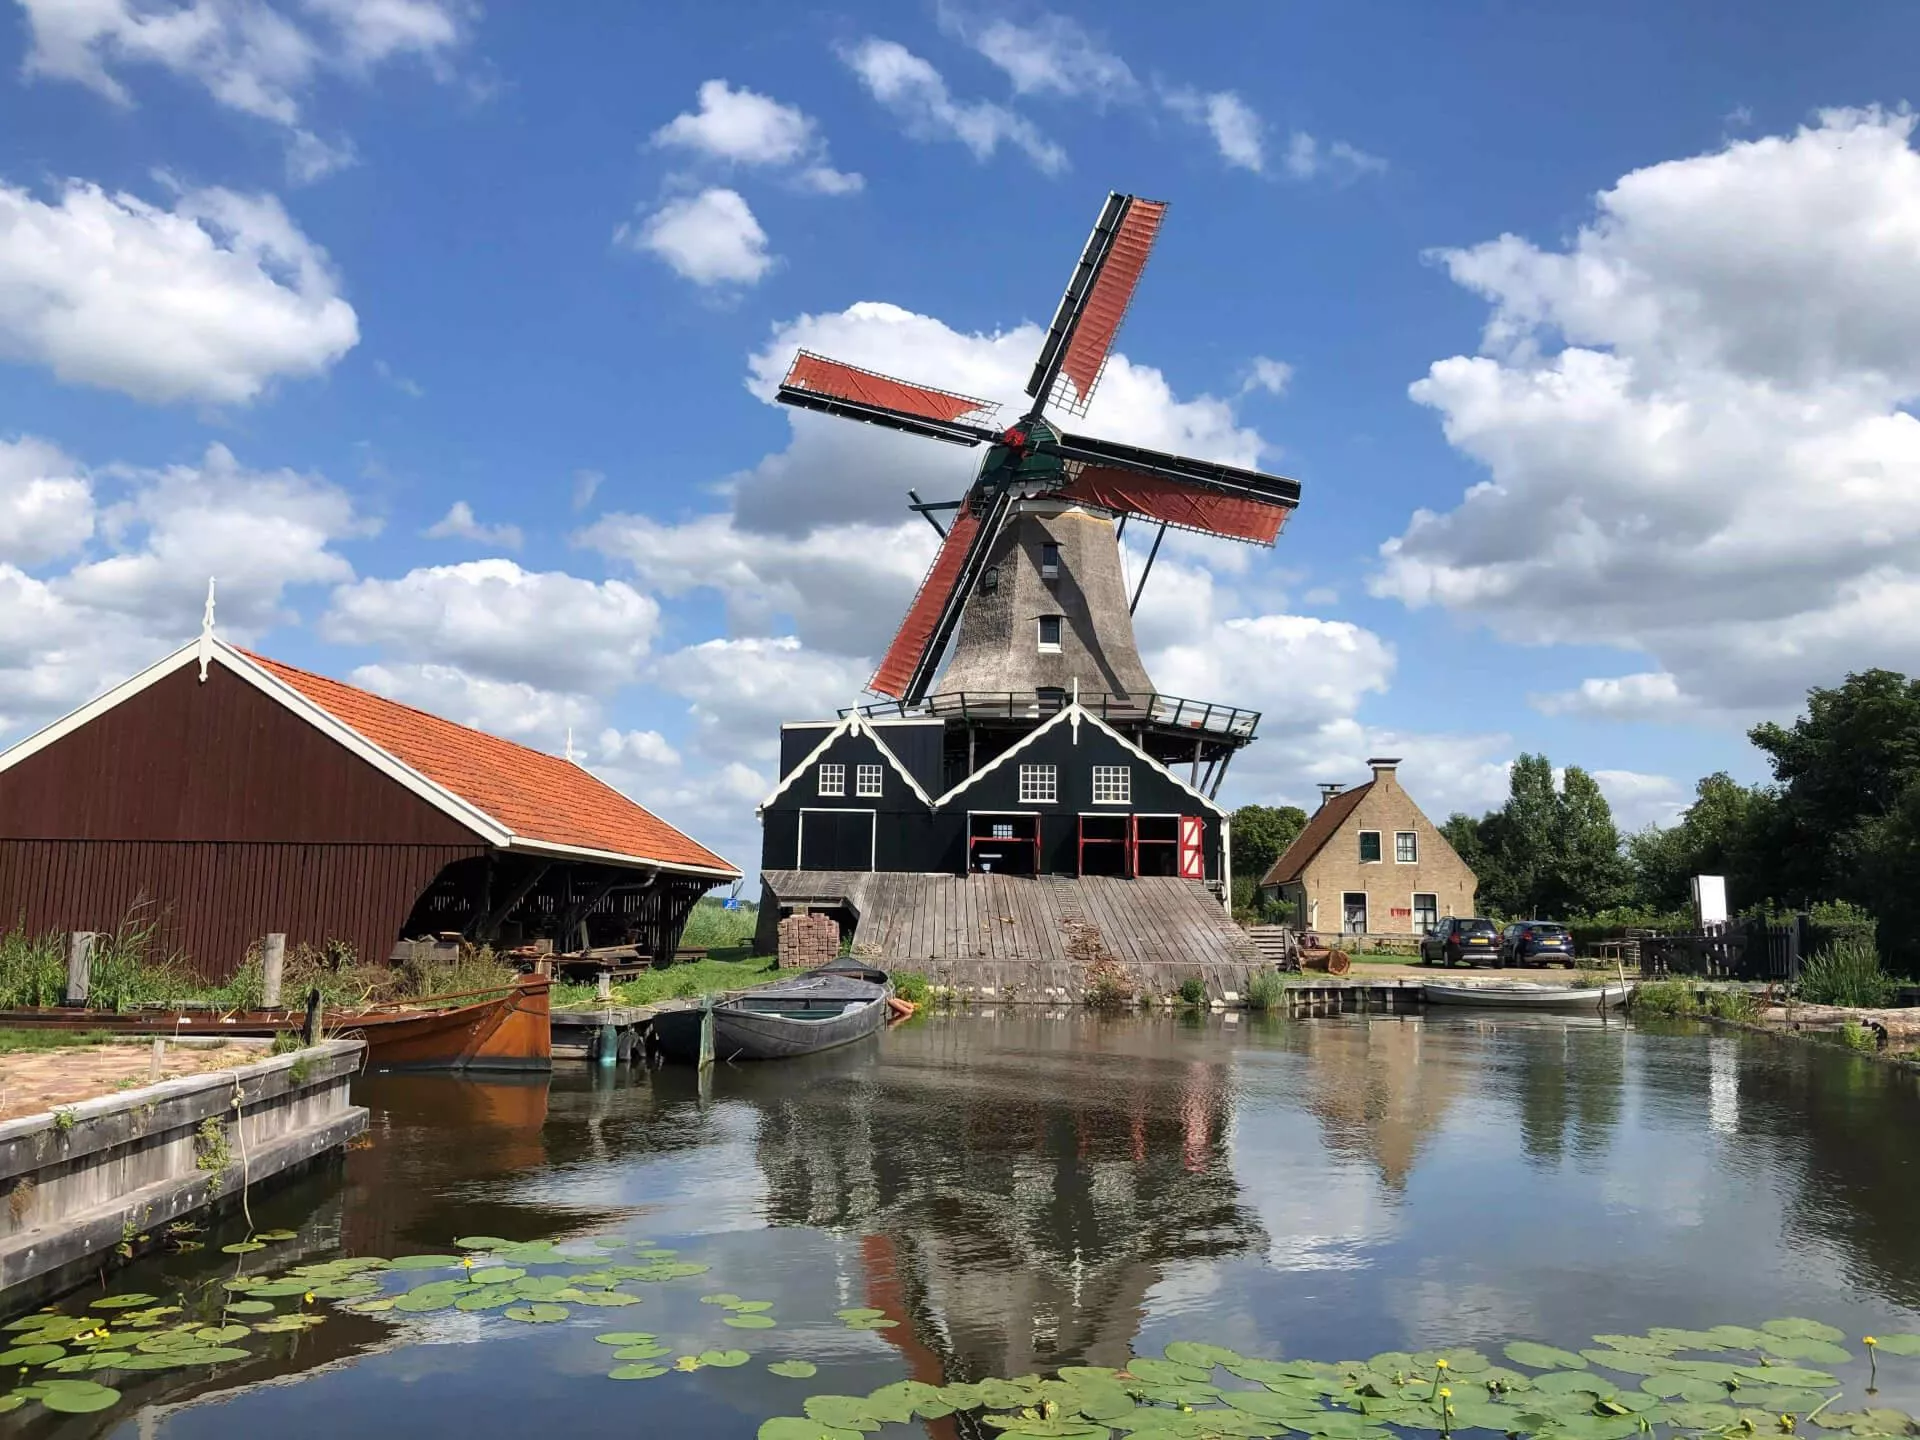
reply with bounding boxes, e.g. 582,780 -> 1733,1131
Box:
1257,759 -> 1477,939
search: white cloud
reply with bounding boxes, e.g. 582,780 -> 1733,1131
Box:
940,8 -> 1136,102
1376,106 -> 1920,715
1592,769 -> 1688,831
0,178 -> 358,404
18,0 -> 469,179
351,661 -> 597,741
0,441 -> 368,738
571,469 -> 604,512
1243,356 -> 1294,397
373,357 -> 423,397
652,635 -> 874,766
597,727 -> 680,768
1530,671 -> 1688,721
651,80 -> 864,197
424,500 -> 523,549
620,188 -> 774,288
1283,131 -> 1387,181
0,436 -> 93,567
322,559 -> 660,694
838,38 -> 1066,174
1165,88 -> 1265,172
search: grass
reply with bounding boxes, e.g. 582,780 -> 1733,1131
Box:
0,1029 -> 118,1055
891,971 -> 931,1007
598,955 -> 780,1006
1628,979 -> 1758,1022
679,898 -> 758,952
1244,971 -> 1285,1013
1798,936 -> 1897,1009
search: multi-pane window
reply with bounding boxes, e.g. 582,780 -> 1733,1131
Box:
1414,893 -> 1439,932
855,763 -> 884,798
817,763 -> 845,797
1037,615 -> 1063,652
1019,764 -> 1057,803
1092,765 -> 1131,804
1358,830 -> 1382,863
1040,541 -> 1061,578
1395,831 -> 1418,863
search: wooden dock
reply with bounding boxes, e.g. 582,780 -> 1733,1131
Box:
760,872 -> 1261,1001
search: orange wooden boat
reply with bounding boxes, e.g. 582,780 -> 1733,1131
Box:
0,975 -> 552,1072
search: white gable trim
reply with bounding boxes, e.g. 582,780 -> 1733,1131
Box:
757,710 -> 934,814
932,702 -> 1228,816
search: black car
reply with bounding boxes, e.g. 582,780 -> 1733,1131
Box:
1420,917 -> 1501,967
1500,921 -> 1574,968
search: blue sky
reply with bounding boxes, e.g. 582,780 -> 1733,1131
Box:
6,1 -> 1920,874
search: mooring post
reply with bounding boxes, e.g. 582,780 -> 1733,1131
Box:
596,970 -> 612,1002
261,933 -> 287,1008
64,931 -> 95,1007
149,1036 -> 165,1082
303,987 -> 323,1047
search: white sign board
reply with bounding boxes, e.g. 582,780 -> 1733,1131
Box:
1692,875 -> 1729,926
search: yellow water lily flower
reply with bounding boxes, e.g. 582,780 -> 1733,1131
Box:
1439,1387 -> 1453,1399
1436,1359 -> 1449,1370
1864,1336 -> 1878,1347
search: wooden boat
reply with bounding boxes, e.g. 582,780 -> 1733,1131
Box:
651,959 -> 891,1064
0,975 -> 552,1071
1421,979 -> 1630,1011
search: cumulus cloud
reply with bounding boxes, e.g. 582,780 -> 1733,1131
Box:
1163,88 -> 1266,172
322,559 -> 660,694
939,7 -> 1136,102
1243,356 -> 1294,398
1530,671 -> 1688,721
838,38 -> 1066,174
0,436 -> 93,567
652,78 -> 861,194
0,178 -> 358,404
620,187 -> 774,288
350,661 -> 598,741
1375,106 -> 1920,717
18,0 -> 470,180
424,500 -> 522,549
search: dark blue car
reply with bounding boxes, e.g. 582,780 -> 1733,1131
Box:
1501,921 -> 1574,968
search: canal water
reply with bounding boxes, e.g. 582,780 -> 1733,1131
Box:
41,1012 -> 1920,1436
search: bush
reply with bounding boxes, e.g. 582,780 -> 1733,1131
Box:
891,970 -> 931,1007
1177,976 -> 1208,1007
1705,989 -> 1757,1023
1798,936 -> 1897,1008
1244,970 -> 1284,1013
681,897 -> 757,951
1082,956 -> 1137,1010
1630,979 -> 1696,1017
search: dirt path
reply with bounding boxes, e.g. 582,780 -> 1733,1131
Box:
0,1041 -> 266,1121
1341,960 -> 1616,983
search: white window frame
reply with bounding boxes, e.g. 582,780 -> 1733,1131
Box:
1357,829 -> 1383,864
817,762 -> 845,797
1395,831 -> 1418,864
1091,764 -> 1131,805
1037,615 -> 1063,653
1018,763 -> 1058,803
1413,892 -> 1439,933
1040,541 -> 1061,580
855,763 -> 884,798
797,808 -> 876,871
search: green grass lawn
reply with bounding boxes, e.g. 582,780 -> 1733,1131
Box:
0,1029 -> 118,1054
552,952 -> 780,1009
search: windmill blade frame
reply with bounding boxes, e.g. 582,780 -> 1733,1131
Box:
1025,193 -> 1169,418
1051,465 -> 1293,546
867,489 -> 1017,703
777,351 -> 1004,447
1043,430 -> 1299,505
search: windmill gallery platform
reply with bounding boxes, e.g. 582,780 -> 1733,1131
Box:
756,191 -> 1302,1000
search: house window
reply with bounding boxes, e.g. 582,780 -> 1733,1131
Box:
1040,541 -> 1061,579
1092,765 -> 1131,804
817,763 -> 845,797
1019,764 -> 1057,803
1037,616 -> 1063,652
855,763 -> 884,798
1414,893 -> 1439,933
982,565 -> 1000,595
1358,830 -> 1382,863
1395,831 -> 1418,864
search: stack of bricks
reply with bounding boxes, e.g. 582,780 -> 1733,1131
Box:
777,912 -> 840,970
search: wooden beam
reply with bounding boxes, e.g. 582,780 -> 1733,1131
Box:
465,859 -> 551,941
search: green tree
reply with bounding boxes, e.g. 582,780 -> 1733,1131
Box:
1546,766 -> 1629,915
1855,777 -> 1920,972
1625,772 -> 1779,912
1229,803 -> 1308,881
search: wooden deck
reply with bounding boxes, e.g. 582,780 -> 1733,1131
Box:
760,872 -> 1261,1000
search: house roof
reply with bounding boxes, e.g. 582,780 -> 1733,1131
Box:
1259,782 -> 1374,887
245,652 -> 737,877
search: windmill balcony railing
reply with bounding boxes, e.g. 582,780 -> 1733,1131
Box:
846,690 -> 1261,739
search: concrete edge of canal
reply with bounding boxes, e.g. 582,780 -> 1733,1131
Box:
0,1039 -> 369,1312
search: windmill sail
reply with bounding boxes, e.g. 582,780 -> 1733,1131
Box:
868,509 -> 984,700
778,352 -> 1002,446
1051,467 -> 1292,545
1026,195 -> 1168,417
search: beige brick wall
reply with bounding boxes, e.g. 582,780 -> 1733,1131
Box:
1289,766 -> 1477,938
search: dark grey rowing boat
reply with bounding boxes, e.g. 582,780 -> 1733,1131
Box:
651,958 -> 892,1063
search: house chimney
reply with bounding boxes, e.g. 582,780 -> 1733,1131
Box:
1316,782 -> 1345,809
1368,757 -> 1401,786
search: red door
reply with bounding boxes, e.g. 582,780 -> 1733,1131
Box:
1178,816 -> 1204,879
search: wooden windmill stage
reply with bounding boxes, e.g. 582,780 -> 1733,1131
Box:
758,192 -> 1303,999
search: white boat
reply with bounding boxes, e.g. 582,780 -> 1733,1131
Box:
1421,980 -> 1631,1011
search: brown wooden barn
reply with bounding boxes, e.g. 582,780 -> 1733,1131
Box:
0,638 -> 738,979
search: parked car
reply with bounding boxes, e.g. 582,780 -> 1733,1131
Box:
1420,917 -> 1502,967
1500,921 -> 1575,968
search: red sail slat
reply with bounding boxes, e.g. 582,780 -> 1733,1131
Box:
783,352 -> 998,426
1055,199 -> 1167,411
869,510 -> 981,699
1052,467 -> 1290,545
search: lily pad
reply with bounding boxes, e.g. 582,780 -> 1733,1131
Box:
393,1291 -> 456,1313
726,1314 -> 777,1330
388,1254 -> 464,1270
194,1326 -> 251,1345
1646,1327 -> 1729,1352
1507,1342 -> 1588,1371
1872,1335 -> 1920,1357
220,1241 -> 267,1254
759,1420 -> 865,1440
466,1266 -> 527,1285
1758,1336 -> 1855,1364
1582,1349 -> 1668,1376
454,1291 -> 518,1312
0,1344 -> 65,1365
1165,1341 -> 1245,1371
1126,1356 -> 1212,1385
700,1349 -> 751,1368
614,1344 -> 671,1360
835,1308 -> 886,1322
1593,1334 -> 1674,1356
981,1418 -> 1108,1438
255,1229 -> 299,1241
608,1363 -> 670,1380
38,1380 -> 122,1413
88,1295 -> 157,1310
571,1293 -> 642,1308
804,1394 -> 884,1431
455,1236 -> 511,1249
1764,1319 -> 1847,1344
503,1304 -> 569,1324
731,1300 -> 775,1313
845,1318 -> 897,1330
595,1332 -> 659,1345
769,1360 -> 818,1378
1735,1365 -> 1837,1388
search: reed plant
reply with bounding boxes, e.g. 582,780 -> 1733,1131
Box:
1798,936 -> 1896,1008
1244,970 -> 1285,1013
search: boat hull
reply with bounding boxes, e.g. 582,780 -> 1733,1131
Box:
1421,981 -> 1629,1011
652,961 -> 891,1063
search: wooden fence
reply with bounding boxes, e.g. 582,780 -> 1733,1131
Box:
1637,916 -> 1807,983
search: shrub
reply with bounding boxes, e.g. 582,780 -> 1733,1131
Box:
1244,970 -> 1285,1013
1177,976 -> 1208,1007
1082,956 -> 1137,1010
891,971 -> 931,1007
1630,979 -> 1696,1017
1798,936 -> 1897,1008
1705,989 -> 1757,1023
1839,1020 -> 1879,1053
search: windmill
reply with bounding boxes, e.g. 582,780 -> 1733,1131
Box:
776,192 -> 1301,709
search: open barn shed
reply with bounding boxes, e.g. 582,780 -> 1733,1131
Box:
0,639 -> 737,979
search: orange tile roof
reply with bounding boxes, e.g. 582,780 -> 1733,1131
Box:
244,651 -> 736,876
1259,783 -> 1373,887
